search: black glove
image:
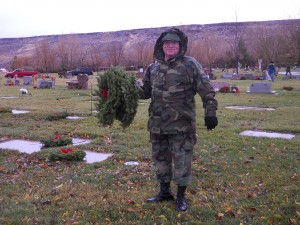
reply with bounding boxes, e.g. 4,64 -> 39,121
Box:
205,116 -> 218,130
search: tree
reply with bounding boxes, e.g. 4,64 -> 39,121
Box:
201,34 -> 224,69
285,20 -> 300,65
125,41 -> 154,68
87,45 -> 104,72
56,35 -> 86,71
10,55 -> 35,70
224,13 -> 246,74
253,24 -> 285,66
35,40 -> 56,73
105,41 -> 124,66
187,38 -> 204,64
56,37 -> 71,71
237,38 -> 252,67
10,56 -> 18,70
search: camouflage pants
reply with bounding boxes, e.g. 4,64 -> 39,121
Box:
150,132 -> 196,186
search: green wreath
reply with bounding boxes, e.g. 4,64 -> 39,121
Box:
40,135 -> 72,148
95,66 -> 140,128
49,149 -> 86,161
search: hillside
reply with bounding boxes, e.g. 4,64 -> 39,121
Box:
0,19 -> 299,68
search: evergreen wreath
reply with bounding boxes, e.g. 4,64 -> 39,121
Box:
49,148 -> 86,161
95,66 -> 139,128
40,135 -> 72,148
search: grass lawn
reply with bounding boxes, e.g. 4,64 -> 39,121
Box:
0,71 -> 299,224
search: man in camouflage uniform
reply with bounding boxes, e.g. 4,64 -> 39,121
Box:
137,28 -> 218,211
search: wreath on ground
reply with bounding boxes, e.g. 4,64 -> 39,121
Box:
95,66 -> 139,128
40,135 -> 72,148
49,148 -> 86,161
219,85 -> 240,93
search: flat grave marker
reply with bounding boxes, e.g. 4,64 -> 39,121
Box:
0,138 -> 111,163
240,130 -> 295,139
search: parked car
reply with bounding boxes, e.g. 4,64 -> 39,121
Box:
5,69 -> 39,78
68,67 -> 93,75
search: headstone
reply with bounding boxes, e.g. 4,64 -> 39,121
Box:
221,73 -> 233,79
211,82 -> 230,92
77,74 -> 89,90
66,80 -> 79,89
247,82 -> 277,94
38,80 -> 55,88
231,74 -> 243,80
23,76 -> 32,85
15,79 -> 20,86
243,74 -> 255,80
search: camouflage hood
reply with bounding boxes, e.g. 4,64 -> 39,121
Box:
154,28 -> 188,61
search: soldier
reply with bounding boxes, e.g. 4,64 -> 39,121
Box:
136,28 -> 218,211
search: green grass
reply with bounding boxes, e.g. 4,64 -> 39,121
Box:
0,72 -> 299,224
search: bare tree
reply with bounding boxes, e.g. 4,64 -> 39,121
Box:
105,41 -> 124,66
224,12 -> 246,74
56,37 -> 71,71
56,35 -> 86,71
201,34 -> 223,69
125,41 -> 154,68
259,26 -> 277,62
187,37 -> 205,63
285,20 -> 300,65
87,44 -> 104,72
10,55 -> 34,70
35,40 -> 56,73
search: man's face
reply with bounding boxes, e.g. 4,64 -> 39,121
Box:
163,40 -> 180,60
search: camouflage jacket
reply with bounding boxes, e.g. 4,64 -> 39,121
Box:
138,28 -> 218,134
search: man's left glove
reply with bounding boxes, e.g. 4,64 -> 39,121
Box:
205,116 -> 218,130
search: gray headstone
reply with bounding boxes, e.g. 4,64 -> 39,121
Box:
38,80 -> 54,88
243,74 -> 255,80
211,82 -> 230,92
231,74 -> 243,80
221,73 -> 233,79
247,82 -> 276,94
77,74 -> 89,90
23,76 -> 32,85
66,80 -> 79,89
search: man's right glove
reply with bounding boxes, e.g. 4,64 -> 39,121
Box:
205,116 -> 218,130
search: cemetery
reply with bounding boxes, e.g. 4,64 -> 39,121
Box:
0,69 -> 299,224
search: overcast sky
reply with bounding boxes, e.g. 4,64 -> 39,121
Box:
0,0 -> 299,38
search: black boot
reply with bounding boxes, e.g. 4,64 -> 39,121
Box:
175,186 -> 187,211
146,182 -> 175,203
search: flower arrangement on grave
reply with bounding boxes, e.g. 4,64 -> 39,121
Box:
231,85 -> 240,93
48,148 -> 86,161
95,66 -> 140,128
219,86 -> 230,93
219,85 -> 240,94
40,135 -> 72,148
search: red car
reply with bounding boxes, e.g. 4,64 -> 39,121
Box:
5,69 -> 39,78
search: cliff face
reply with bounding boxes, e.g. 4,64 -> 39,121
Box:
0,19 -> 298,68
